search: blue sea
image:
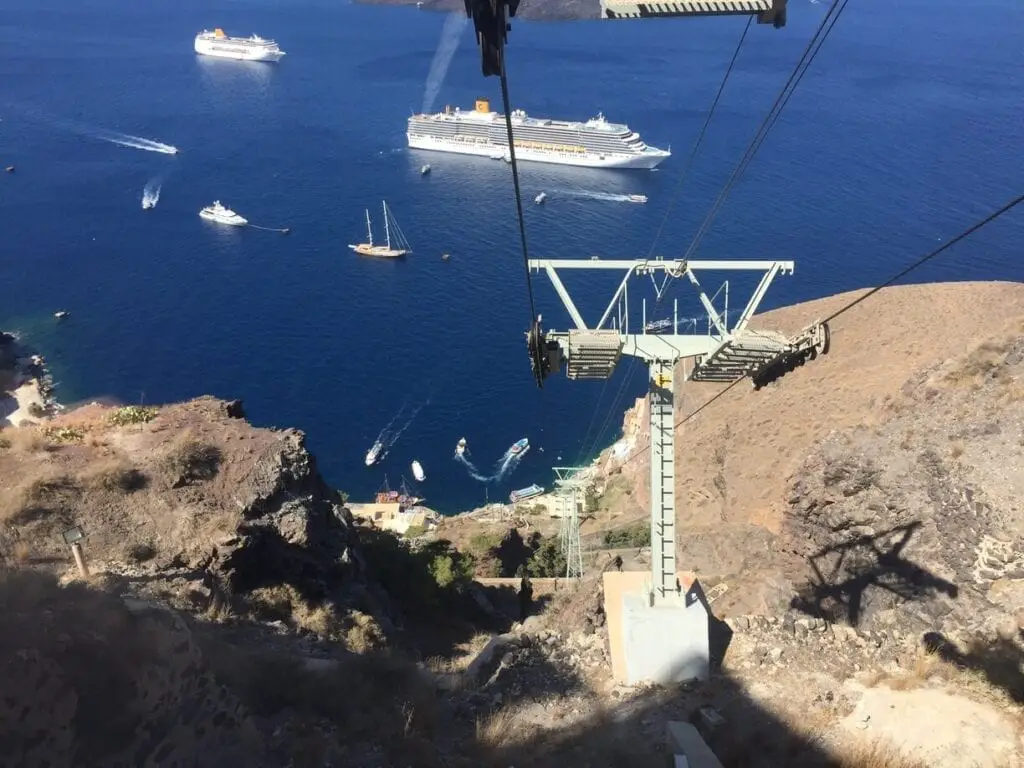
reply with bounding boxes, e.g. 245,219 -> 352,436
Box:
1,0 -> 1022,513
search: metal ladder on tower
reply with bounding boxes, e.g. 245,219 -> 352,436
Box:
649,361 -> 678,603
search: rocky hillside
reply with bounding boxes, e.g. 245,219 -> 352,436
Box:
1,280 -> 1022,767
595,282 -> 1024,621
0,397 -> 389,646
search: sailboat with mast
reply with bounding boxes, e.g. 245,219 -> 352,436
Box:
348,200 -> 412,258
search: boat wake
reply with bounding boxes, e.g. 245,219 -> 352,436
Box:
367,391 -> 431,463
455,439 -> 529,484
141,176 -> 163,209
95,130 -> 179,155
555,188 -> 639,204
421,13 -> 468,115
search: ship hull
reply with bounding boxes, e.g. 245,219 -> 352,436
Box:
194,39 -> 284,62
200,211 -> 247,226
349,244 -> 407,258
407,134 -> 668,170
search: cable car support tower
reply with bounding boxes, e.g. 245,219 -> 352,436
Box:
461,0 -> 832,685
527,258 -> 829,682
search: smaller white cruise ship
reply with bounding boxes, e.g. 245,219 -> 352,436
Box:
200,201 -> 248,227
194,29 -> 285,62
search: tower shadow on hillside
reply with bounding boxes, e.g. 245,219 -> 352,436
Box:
790,521 -> 958,627
923,630 -> 1024,704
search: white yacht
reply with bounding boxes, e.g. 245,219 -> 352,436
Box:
194,29 -> 285,62
455,437 -> 467,457
365,440 -> 384,467
199,201 -> 248,227
411,460 -> 425,482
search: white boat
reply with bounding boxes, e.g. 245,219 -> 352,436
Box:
142,198 -> 155,210
510,483 -> 544,503
407,98 -> 670,170
54,311 -> 69,320
194,29 -> 285,62
420,164 -> 431,175
534,192 -> 547,205
365,440 -> 384,467
629,194 -> 648,204
411,460 -> 425,482
510,437 -> 529,455
455,437 -> 467,457
644,318 -> 672,332
199,201 -> 247,227
349,200 -> 412,258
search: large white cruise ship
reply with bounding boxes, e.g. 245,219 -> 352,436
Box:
406,98 -> 670,170
194,29 -> 285,62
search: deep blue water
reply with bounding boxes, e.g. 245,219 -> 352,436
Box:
1,0 -> 1022,513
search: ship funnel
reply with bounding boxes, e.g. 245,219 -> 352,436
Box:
475,98 -> 490,113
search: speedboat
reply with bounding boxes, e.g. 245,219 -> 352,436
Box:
365,440 -> 384,467
142,197 -> 155,211
629,194 -> 647,204
199,201 -> 248,227
510,437 -> 529,455
54,311 -> 69,320
411,460 -> 425,482
455,437 -> 467,457
535,192 -> 547,205
420,164 -> 431,175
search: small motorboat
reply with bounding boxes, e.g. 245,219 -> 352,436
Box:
199,201 -> 248,227
411,460 -> 425,482
142,198 -> 155,211
441,253 -> 450,261
420,164 -> 431,175
509,437 -> 529,455
534,192 -> 547,205
455,437 -> 467,457
5,166 -> 14,173
54,311 -> 69,320
365,440 -> 384,467
628,194 -> 648,204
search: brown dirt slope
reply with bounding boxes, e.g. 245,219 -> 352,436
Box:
0,397 -> 385,644
605,280 -> 1024,616
0,568 -> 263,766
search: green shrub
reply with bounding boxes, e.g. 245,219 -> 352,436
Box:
357,526 -> 473,615
107,406 -> 158,426
41,426 -> 85,443
403,524 -> 428,539
527,537 -> 566,577
602,522 -> 651,549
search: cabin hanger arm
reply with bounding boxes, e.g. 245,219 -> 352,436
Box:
463,0 -> 785,78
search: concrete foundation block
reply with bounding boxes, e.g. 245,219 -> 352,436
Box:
666,721 -> 724,768
620,591 -> 710,685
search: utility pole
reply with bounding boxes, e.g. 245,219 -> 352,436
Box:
527,258 -> 828,683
